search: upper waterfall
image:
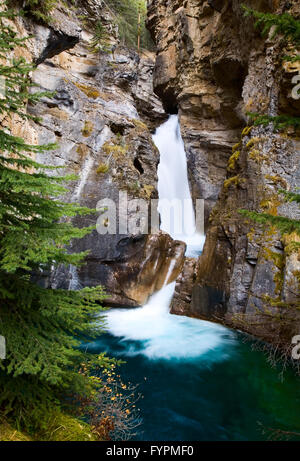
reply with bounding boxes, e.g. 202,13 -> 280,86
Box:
153,115 -> 205,257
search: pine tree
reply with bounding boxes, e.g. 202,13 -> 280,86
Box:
242,6 -> 300,130
104,0 -> 154,50
242,5 -> 300,45
8,0 -> 57,23
0,5 -> 111,431
240,5 -> 300,240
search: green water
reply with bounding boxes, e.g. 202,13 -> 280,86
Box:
87,327 -> 300,441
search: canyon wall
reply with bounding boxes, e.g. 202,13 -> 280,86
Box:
9,0 -> 186,307
148,0 -> 300,344
6,0 -> 300,346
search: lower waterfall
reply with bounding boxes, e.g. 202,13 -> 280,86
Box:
105,282 -> 232,360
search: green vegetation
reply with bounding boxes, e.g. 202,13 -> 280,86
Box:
247,112 -> 300,131
242,7 -> 300,131
96,162 -> 109,174
81,120 -> 94,137
9,0 -> 57,22
242,5 -> 300,45
105,0 -> 154,50
240,191 -> 300,236
240,6 -> 300,238
89,20 -> 111,53
243,5 -> 300,75
0,6 -> 116,436
237,8 -> 300,364
75,82 -> 101,99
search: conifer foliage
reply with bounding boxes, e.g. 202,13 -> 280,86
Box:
9,0 -> 57,23
240,6 -> 300,290
240,191 -> 300,237
105,0 -> 154,50
242,5 -> 300,45
0,5 -> 109,430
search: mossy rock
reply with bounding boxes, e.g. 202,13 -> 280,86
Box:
48,107 -> 70,121
102,142 -> 129,158
96,163 -> 109,174
0,421 -> 31,441
75,82 -> 101,99
227,150 -> 240,171
77,144 -> 90,158
37,413 -> 98,442
132,119 -> 148,131
224,175 -> 240,189
82,121 -> 94,137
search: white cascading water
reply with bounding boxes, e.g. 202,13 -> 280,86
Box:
153,114 -> 205,257
105,115 -> 233,360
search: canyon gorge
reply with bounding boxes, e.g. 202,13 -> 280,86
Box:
8,0 -> 300,351
1,0 -> 300,443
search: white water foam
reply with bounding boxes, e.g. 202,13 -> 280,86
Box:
105,283 -> 234,360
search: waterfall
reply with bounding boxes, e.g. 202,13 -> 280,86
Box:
103,115 -> 231,361
104,282 -> 231,360
153,114 -> 205,257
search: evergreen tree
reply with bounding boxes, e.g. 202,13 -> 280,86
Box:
8,0 -> 57,23
0,5 -> 111,431
240,191 -> 300,237
104,0 -> 154,50
240,6 -> 300,240
242,6 -> 300,130
242,5 -> 300,45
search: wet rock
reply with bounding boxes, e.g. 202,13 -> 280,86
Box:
52,232 -> 186,307
149,0 -> 300,342
12,2 -> 169,305
170,258 -> 198,316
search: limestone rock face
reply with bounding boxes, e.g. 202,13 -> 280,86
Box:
11,1 -> 172,307
149,0 -> 300,343
52,232 -> 186,307
170,258 -> 198,317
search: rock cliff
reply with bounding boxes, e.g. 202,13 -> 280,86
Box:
8,0 -> 188,307
6,0 -> 300,347
149,0 -> 300,346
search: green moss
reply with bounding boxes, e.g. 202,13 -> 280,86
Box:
96,163 -> 109,174
82,121 -> 94,137
249,149 -> 266,163
227,150 -> 240,171
37,413 -> 98,442
264,174 -> 287,189
142,184 -> 154,199
76,144 -> 90,158
260,194 -> 282,215
263,248 -> 285,295
132,119 -> 148,131
241,126 -> 252,137
0,421 -> 31,441
102,142 -> 129,158
75,82 -> 101,99
246,137 -> 260,149
127,180 -> 141,194
282,232 -> 300,256
232,142 -> 241,153
224,175 -> 241,189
